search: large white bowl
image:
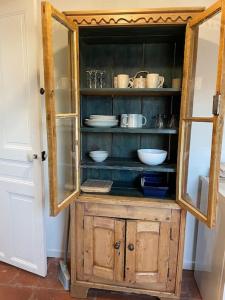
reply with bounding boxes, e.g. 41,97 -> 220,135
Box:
89,150 -> 108,162
137,149 -> 167,166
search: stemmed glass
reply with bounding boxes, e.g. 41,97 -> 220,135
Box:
99,70 -> 106,88
86,70 -> 94,88
93,70 -> 98,89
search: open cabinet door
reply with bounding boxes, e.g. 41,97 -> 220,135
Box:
42,2 -> 80,216
177,0 -> 225,228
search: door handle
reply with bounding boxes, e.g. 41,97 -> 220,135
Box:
128,243 -> 134,251
114,241 -> 121,250
27,152 -> 38,162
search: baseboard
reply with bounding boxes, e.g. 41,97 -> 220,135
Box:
47,249 -> 64,258
183,260 -> 195,270
47,249 -> 71,258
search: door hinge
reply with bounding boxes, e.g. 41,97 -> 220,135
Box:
167,267 -> 170,278
212,94 -> 221,115
170,228 -> 173,241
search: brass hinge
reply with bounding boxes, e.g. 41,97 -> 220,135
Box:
212,94 -> 221,115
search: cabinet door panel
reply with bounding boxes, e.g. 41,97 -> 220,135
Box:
125,220 -> 170,286
42,2 -> 80,216
83,216 -> 125,283
177,1 -> 225,227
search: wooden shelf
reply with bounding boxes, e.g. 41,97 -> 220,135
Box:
81,127 -> 178,134
80,88 -> 181,97
81,158 -> 176,173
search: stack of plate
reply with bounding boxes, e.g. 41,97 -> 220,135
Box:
85,115 -> 118,127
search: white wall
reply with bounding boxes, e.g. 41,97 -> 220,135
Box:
45,0 -> 218,270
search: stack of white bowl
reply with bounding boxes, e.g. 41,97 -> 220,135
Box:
85,115 -> 118,127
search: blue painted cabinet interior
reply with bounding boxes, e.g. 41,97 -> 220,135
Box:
79,26 -> 185,199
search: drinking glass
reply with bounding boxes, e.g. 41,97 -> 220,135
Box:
155,114 -> 164,128
168,114 -> 178,128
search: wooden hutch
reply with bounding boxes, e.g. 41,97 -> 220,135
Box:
41,1 -> 225,299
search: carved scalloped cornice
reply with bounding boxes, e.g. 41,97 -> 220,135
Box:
65,8 -> 204,26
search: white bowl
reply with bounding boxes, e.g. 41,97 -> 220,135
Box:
89,151 -> 108,162
137,149 -> 167,166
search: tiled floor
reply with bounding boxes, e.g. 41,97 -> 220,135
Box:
0,258 -> 202,300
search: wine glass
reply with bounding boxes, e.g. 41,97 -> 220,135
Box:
99,70 -> 106,88
86,70 -> 94,88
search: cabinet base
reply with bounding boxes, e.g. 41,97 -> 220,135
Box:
71,283 -> 89,299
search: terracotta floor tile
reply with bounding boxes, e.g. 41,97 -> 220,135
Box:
0,286 -> 33,300
10,269 -> 41,288
0,259 -> 202,300
30,288 -> 73,300
0,262 -> 20,285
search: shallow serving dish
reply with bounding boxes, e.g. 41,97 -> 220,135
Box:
137,149 -> 167,166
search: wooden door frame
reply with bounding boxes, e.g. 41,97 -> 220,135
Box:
42,2 -> 80,216
176,0 -> 225,227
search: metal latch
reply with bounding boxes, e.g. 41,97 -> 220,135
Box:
41,151 -> 48,161
212,94 -> 221,115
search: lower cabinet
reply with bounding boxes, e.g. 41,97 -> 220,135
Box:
71,196 -> 185,299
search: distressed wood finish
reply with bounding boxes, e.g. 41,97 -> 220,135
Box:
72,200 -> 184,299
125,220 -> 170,286
64,7 -> 204,26
83,216 -> 125,283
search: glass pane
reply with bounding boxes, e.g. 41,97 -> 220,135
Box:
188,12 -> 221,117
182,122 -> 213,216
56,117 -> 77,204
52,18 -> 75,114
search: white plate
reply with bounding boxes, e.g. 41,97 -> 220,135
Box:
90,115 -> 116,120
85,119 -> 118,127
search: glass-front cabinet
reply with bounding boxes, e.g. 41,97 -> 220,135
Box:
42,1 -> 225,299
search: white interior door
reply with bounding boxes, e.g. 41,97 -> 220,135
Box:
0,0 -> 47,276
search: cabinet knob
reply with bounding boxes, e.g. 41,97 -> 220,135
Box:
114,241 -> 120,250
128,243 -> 134,251
40,88 -> 45,95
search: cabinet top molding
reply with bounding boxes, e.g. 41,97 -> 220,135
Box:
64,7 -> 205,26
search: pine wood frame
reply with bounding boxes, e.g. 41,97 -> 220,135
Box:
64,7 -> 204,26
176,0 -> 225,227
42,2 -> 80,216
71,197 -> 186,299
